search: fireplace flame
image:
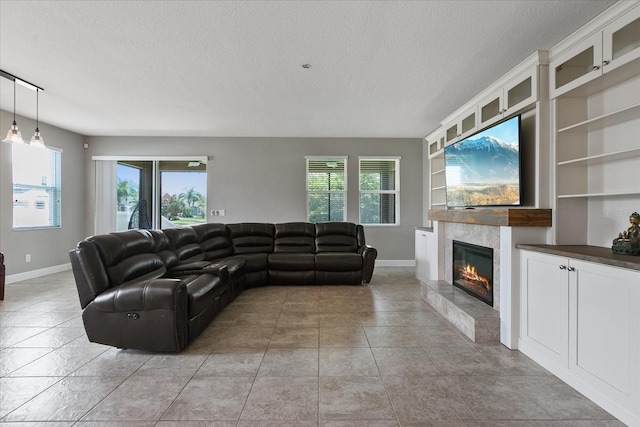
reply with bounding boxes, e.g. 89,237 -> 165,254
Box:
459,264 -> 491,291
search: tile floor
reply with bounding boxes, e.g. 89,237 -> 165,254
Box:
0,267 -> 625,426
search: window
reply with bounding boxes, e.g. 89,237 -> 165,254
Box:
12,144 -> 62,229
306,157 -> 346,222
359,157 -> 400,225
112,159 -> 207,231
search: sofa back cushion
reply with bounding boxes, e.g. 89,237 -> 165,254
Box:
148,229 -> 179,268
227,223 -> 275,254
163,227 -> 205,263
274,222 -> 316,253
84,230 -> 166,292
191,223 -> 234,260
315,222 -> 359,253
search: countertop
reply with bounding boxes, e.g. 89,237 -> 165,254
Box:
516,244 -> 640,272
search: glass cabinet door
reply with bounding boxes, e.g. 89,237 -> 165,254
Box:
550,32 -> 602,98
602,7 -> 640,72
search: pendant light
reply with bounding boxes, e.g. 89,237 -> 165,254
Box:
29,89 -> 46,148
2,79 -> 25,144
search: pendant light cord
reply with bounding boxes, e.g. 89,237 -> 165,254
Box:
36,89 -> 39,131
13,80 -> 16,124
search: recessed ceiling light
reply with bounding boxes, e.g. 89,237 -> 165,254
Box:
301,64 -> 311,69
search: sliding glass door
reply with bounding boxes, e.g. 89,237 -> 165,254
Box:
94,156 -> 207,234
159,161 -> 206,228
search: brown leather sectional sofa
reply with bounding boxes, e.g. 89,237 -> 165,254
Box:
69,221 -> 377,352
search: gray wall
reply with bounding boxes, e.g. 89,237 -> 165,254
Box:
0,109 -> 86,275
85,136 -> 423,261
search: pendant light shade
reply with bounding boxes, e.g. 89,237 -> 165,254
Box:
30,89 -> 46,148
3,122 -> 25,144
2,80 -> 25,144
30,129 -> 45,148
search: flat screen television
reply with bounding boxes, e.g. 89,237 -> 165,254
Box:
444,115 -> 521,208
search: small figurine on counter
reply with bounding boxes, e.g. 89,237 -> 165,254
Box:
612,211 -> 640,255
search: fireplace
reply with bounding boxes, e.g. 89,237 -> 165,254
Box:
452,240 -> 493,306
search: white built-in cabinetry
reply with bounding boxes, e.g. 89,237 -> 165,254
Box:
478,66 -> 539,128
426,129 -> 446,210
550,3 -> 640,247
415,229 -> 428,282
425,51 -> 547,214
550,5 -> 640,98
414,225 -> 444,283
520,249 -> 640,426
443,106 -> 477,144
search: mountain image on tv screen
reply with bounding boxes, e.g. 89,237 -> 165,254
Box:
445,115 -> 521,207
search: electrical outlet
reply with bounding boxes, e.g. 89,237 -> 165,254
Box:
25,254 -> 31,262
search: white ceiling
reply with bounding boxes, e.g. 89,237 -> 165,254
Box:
0,0 -> 617,139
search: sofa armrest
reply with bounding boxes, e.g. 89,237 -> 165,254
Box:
84,278 -> 189,352
167,262 -> 230,282
359,245 -> 378,284
92,278 -> 187,313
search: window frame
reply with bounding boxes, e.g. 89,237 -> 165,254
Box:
305,156 -> 348,223
12,144 -> 63,230
358,156 -> 401,226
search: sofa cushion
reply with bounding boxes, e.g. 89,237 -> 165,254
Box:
228,223 -> 274,254
87,230 -> 166,287
315,252 -> 363,272
163,227 -> 205,263
148,229 -> 179,268
233,253 -> 268,273
192,223 -> 235,260
268,253 -> 315,271
274,222 -> 316,253
108,253 -> 167,286
315,222 -> 359,253
89,230 -> 156,267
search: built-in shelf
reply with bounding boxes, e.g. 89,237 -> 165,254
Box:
558,190 -> 639,199
557,147 -> 640,166
558,102 -> 640,133
432,168 -> 445,175
428,208 -> 552,227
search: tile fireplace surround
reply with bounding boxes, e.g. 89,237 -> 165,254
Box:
423,210 -> 550,349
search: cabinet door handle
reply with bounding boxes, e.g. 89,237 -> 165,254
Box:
567,266 -> 576,272
602,60 -> 609,66
559,265 -> 567,270
592,65 -> 600,71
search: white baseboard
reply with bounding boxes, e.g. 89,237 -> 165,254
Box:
6,263 -> 72,284
376,260 -> 415,267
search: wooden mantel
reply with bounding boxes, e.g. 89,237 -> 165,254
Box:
428,208 -> 552,227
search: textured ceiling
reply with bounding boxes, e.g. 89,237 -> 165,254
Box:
0,0 -> 617,138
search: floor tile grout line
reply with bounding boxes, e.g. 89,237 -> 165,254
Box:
154,349 -> 215,424
235,304 -> 278,424
0,375 -> 66,423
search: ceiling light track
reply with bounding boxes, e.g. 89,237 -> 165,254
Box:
1,69 -> 46,148
0,69 -> 43,92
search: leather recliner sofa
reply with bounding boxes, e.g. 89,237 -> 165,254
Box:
70,221 -> 377,352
